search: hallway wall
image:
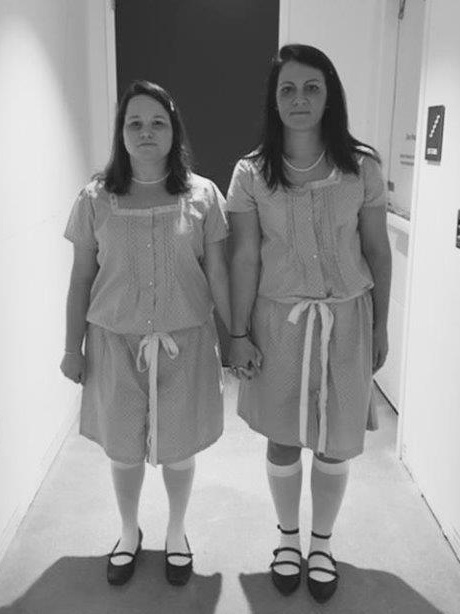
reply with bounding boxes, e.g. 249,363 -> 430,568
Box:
400,0 -> 460,558
0,0 -> 114,561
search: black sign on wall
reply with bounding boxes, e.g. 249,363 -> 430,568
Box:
425,105 -> 445,162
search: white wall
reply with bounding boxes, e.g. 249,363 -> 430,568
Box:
0,0 -> 115,561
400,0 -> 460,558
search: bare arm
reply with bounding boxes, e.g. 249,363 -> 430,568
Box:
228,211 -> 262,377
65,245 -> 99,352
60,245 -> 98,384
229,211 -> 261,334
203,239 -> 231,331
358,205 -> 392,370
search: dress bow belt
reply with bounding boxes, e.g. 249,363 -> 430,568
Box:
287,292 -> 364,454
288,300 -> 334,454
136,332 -> 179,466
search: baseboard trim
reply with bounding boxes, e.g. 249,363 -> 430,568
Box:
0,397 -> 80,564
401,451 -> 460,563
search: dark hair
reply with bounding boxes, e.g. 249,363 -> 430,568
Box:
250,44 -> 380,190
102,80 -> 191,195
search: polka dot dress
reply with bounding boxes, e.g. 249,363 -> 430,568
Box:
65,174 -> 227,465
226,155 -> 386,459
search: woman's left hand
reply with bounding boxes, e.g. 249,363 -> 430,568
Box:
372,325 -> 388,373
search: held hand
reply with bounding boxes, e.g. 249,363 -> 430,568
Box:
372,326 -> 388,373
228,337 -> 263,380
60,352 -> 86,385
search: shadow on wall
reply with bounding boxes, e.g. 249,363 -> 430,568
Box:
239,562 -> 443,614
0,550 -> 222,614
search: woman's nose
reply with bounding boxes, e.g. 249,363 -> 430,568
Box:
293,95 -> 308,106
140,127 -> 153,139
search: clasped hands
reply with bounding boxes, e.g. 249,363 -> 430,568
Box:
228,336 -> 263,380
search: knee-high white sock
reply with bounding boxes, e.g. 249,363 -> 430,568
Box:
266,458 -> 303,576
110,460 -> 145,565
162,456 -> 195,566
309,456 -> 350,582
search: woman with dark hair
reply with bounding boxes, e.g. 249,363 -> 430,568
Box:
60,80 -> 229,587
227,45 -> 391,602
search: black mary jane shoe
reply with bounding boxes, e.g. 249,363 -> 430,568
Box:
165,535 -> 193,586
270,525 -> 302,596
107,528 -> 143,586
307,531 -> 339,603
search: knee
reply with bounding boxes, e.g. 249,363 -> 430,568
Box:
313,454 -> 343,464
267,440 -> 301,465
163,456 -> 195,471
111,459 -> 144,470
312,454 -> 350,475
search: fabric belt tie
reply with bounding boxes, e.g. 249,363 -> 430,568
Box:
288,300 -> 334,454
287,292 -> 365,453
136,332 -> 179,466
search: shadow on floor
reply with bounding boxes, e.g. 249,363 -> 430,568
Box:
0,550 -> 222,614
240,560 -> 443,614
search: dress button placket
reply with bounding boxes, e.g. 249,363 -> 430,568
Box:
146,216 -> 155,331
296,189 -> 323,295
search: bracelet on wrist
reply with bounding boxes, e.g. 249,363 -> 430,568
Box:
65,350 -> 80,355
230,332 -> 248,339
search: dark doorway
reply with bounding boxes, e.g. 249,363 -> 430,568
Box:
115,0 -> 279,193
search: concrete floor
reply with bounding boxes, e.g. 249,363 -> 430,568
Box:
0,374 -> 459,614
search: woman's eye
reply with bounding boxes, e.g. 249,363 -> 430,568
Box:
280,86 -> 293,95
306,84 -> 319,93
128,121 -> 141,129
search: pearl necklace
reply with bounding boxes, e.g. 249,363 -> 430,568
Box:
132,171 -> 170,185
282,150 -> 325,173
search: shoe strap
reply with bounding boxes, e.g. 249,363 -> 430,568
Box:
308,550 -> 336,565
109,528 -> 142,559
277,524 -> 299,535
307,566 -> 339,578
273,546 -> 302,557
311,531 -> 332,539
271,559 -> 302,571
165,534 -> 193,559
165,551 -> 193,560
108,550 -> 137,560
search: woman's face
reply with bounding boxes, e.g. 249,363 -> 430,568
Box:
276,61 -> 328,133
123,94 -> 173,165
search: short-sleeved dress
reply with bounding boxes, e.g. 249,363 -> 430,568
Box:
226,155 -> 386,460
64,174 -> 228,466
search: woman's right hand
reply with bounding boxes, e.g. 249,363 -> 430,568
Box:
60,351 -> 86,385
228,337 -> 263,380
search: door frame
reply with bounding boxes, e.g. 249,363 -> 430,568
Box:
104,0 -> 118,140
396,0 -> 431,461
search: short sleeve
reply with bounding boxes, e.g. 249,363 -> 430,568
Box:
360,155 -> 387,209
226,159 -> 257,212
203,181 -> 228,243
64,188 -> 98,249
